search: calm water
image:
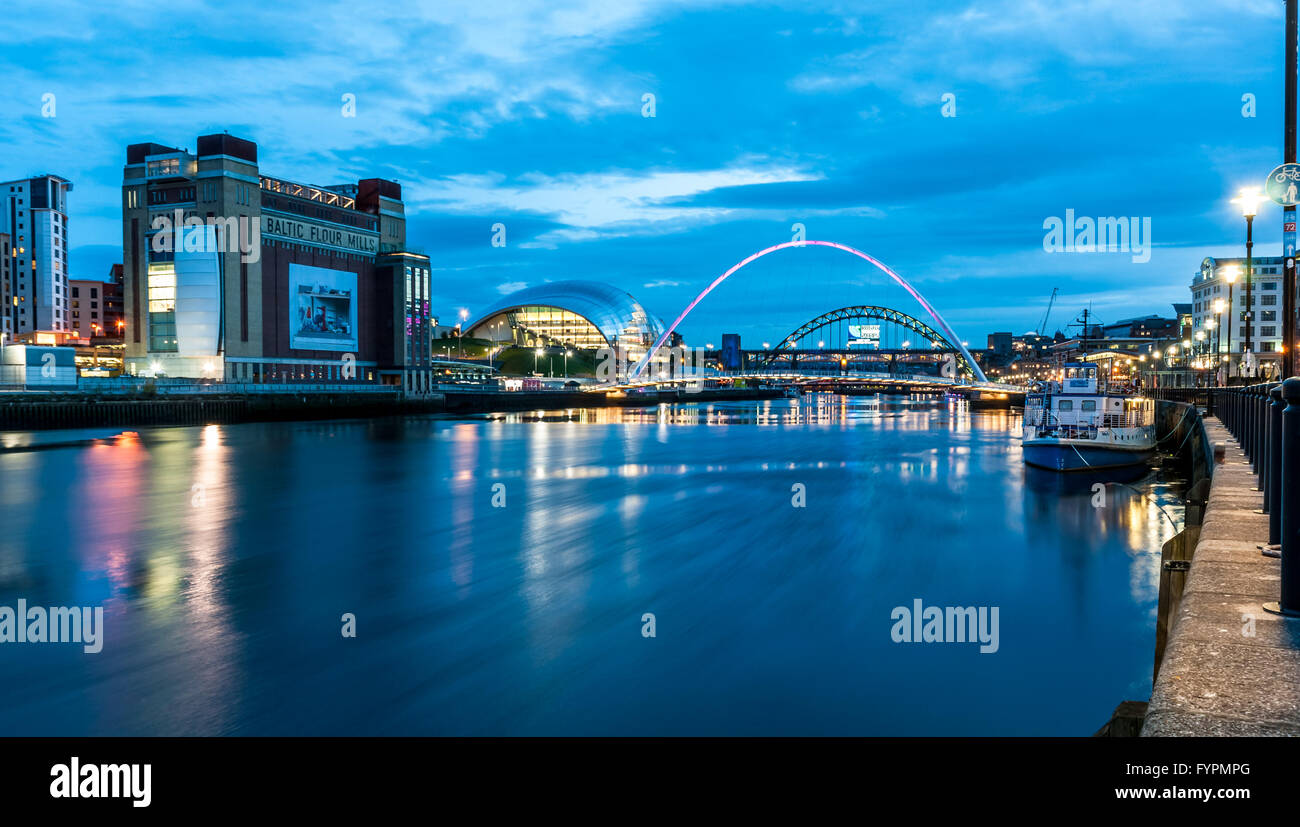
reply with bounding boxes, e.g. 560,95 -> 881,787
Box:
0,395 -> 1183,735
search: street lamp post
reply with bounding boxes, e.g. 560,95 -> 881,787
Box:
1213,298 -> 1226,385
564,349 -> 571,378
1195,330 -> 1206,383
1222,265 -> 1239,380
1233,188 -> 1267,377
534,347 -> 543,375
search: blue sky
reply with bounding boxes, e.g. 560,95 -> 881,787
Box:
0,0 -> 1290,345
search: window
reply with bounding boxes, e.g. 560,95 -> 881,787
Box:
1262,326 -> 1277,337
71,287 -> 79,298
1058,400 -> 1073,411
1081,400 -> 1097,412
1263,294 -> 1278,306
146,158 -> 181,177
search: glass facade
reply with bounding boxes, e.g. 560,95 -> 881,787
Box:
403,262 -> 431,364
465,280 -> 664,357
147,261 -> 177,352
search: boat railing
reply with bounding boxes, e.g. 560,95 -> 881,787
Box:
1099,411 -> 1154,429
1028,408 -> 1152,432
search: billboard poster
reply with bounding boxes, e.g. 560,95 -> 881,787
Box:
290,263 -> 357,352
848,323 -> 880,348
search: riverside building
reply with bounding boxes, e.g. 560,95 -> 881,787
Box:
1191,256 -> 1284,379
1,175 -> 73,339
121,134 -> 433,392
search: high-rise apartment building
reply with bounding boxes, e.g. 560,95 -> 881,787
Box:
0,175 -> 73,337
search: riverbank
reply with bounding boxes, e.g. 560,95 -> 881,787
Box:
0,386 -> 787,430
1143,416 -> 1300,736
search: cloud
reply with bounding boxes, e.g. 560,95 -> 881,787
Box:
407,163 -> 823,241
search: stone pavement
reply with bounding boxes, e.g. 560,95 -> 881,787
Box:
1144,417 -> 1300,736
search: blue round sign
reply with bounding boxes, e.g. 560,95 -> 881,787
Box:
1266,163 -> 1300,206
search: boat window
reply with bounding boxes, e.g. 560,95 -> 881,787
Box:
1058,400 -> 1073,411
1065,368 -> 1077,379
1081,400 -> 1096,411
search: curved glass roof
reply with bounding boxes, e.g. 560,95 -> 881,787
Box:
466,280 -> 665,347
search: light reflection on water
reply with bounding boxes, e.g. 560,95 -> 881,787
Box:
0,395 -> 1182,735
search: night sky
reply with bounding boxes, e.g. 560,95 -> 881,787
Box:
1,0 -> 1290,345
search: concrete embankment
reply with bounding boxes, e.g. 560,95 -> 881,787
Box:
1143,416 -> 1300,736
1096,400 -> 1215,737
0,386 -> 789,430
0,391 -> 443,430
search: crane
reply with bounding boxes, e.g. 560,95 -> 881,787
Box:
1037,287 -> 1059,336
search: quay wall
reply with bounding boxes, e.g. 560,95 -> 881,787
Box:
0,386 -> 792,430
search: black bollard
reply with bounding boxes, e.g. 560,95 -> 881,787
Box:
1261,388 -> 1271,510
1269,385 -> 1285,547
1267,378 -> 1300,616
1256,384 -> 1267,473
1265,385 -> 1278,507
1245,386 -> 1256,464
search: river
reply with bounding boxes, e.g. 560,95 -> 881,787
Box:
0,394 -> 1183,735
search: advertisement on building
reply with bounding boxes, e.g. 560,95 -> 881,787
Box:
290,263 -> 357,352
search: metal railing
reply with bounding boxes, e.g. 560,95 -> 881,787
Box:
1209,379 -> 1300,617
1024,408 -> 1152,431
71,378 -> 400,396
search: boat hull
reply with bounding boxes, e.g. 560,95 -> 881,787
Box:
1022,438 -> 1154,472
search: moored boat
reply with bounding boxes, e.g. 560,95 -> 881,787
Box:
1021,361 -> 1155,472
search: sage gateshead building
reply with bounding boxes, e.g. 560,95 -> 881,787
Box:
120,133 -> 435,393
464,280 -> 666,361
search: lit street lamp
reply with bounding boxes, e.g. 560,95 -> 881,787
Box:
1212,297 -> 1226,384
1231,187 -> 1267,377
1221,265 -> 1239,379
534,347 -> 544,375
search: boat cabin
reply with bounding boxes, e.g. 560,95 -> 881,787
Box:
1062,362 -> 1100,394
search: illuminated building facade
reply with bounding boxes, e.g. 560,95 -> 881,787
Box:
465,280 -> 664,361
1,175 -> 73,338
1192,256 -> 1284,378
122,134 -> 431,388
